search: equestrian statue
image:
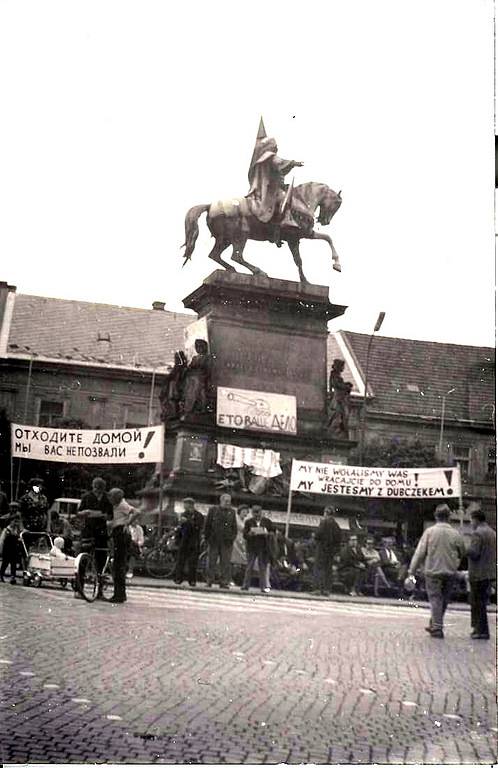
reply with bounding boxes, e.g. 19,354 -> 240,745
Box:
182,118 -> 343,283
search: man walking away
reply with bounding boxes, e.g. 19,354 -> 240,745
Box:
241,505 -> 274,593
467,509 -> 496,640
314,506 -> 342,596
108,488 -> 139,603
204,494 -> 237,588
174,497 -> 204,587
408,504 -> 466,638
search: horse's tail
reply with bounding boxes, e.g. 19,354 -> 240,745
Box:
181,204 -> 210,266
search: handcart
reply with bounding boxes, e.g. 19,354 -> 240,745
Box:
20,530 -> 77,590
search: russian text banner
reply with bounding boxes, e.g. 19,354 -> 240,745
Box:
217,386 -> 297,435
290,460 -> 461,499
11,424 -> 164,464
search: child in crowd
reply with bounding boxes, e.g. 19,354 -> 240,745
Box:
0,512 -> 22,584
50,536 -> 67,559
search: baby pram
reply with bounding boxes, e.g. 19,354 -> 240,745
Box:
21,530 -> 76,589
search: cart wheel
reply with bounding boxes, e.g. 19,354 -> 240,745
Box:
59,579 -> 68,589
32,574 -> 42,588
23,574 -> 31,587
70,578 -> 77,591
77,553 -> 99,602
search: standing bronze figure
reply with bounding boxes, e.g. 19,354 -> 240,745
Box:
328,359 -> 353,437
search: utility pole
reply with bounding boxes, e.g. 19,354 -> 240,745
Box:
358,312 -> 385,464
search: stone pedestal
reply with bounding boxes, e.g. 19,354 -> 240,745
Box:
183,270 -> 347,437
151,271 -> 359,523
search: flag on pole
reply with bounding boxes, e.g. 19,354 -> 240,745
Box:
248,116 -> 267,183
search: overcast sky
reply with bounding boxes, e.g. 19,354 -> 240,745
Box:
0,0 -> 494,347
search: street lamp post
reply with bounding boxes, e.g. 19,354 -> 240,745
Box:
147,368 -> 157,426
438,387 -> 456,461
14,352 -> 37,499
358,312 -> 385,464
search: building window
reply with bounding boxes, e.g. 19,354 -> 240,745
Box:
38,400 -> 64,427
452,443 -> 471,480
0,389 -> 17,416
122,404 -> 148,429
88,396 -> 107,428
487,447 -> 496,481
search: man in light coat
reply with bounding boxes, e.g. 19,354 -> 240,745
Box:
408,504 -> 466,638
467,508 -> 496,640
107,488 -> 139,603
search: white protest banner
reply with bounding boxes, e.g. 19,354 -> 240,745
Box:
290,460 -> 461,499
217,386 -> 297,435
11,424 -> 164,464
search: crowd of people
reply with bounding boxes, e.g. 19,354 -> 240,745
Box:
0,480 -> 495,639
0,476 -> 140,603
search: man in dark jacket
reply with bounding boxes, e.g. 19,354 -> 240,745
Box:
19,477 -> 49,562
378,537 -> 402,585
204,493 -> 237,588
174,497 -> 204,587
77,477 -> 113,575
339,534 -> 367,596
0,508 -> 21,584
241,505 -> 274,593
467,509 -> 497,640
20,477 -> 48,532
313,506 -> 342,596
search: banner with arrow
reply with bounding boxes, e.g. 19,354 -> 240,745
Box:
290,461 -> 461,499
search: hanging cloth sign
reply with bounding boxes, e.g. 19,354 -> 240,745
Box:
11,424 -> 164,464
290,460 -> 461,499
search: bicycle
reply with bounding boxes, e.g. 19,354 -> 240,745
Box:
76,546 -> 114,602
144,539 -> 177,579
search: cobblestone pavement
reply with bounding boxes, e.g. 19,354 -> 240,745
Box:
0,582 -> 496,764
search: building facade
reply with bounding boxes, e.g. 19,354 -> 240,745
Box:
0,280 -> 495,535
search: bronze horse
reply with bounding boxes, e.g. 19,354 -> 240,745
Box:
182,182 -> 342,283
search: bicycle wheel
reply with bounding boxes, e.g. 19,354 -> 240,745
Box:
197,549 -> 207,582
100,569 -> 114,601
145,547 -> 176,579
78,553 -> 99,602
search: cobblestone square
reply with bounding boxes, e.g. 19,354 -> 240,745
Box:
0,582 -> 496,764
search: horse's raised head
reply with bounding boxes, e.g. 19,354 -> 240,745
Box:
317,187 -> 342,226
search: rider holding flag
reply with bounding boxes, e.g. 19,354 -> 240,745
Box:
246,118 -> 308,242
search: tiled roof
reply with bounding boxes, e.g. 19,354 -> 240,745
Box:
5,293 -> 494,426
338,331 -> 495,426
7,294 -> 194,370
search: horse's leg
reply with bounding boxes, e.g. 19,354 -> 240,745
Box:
287,238 -> 308,283
207,236 -> 236,271
230,236 -> 268,277
310,231 -> 342,272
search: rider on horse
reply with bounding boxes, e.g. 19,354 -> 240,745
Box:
246,135 -> 312,244
181,118 -> 342,281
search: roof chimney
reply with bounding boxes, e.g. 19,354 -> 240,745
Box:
152,301 -> 166,311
